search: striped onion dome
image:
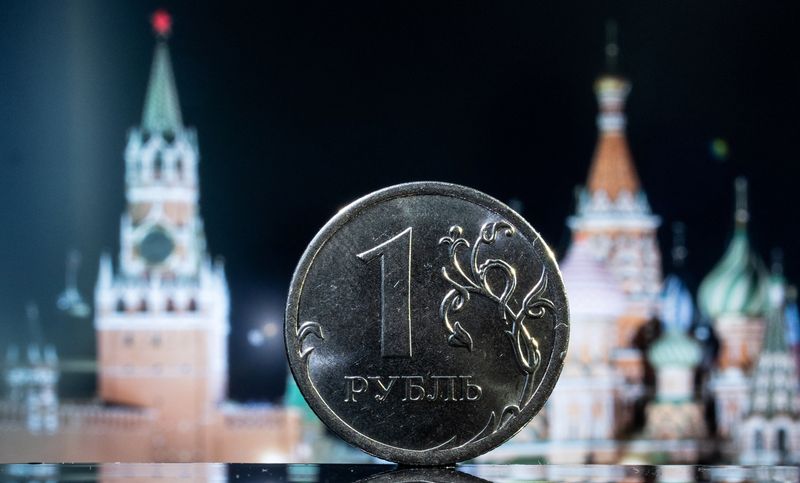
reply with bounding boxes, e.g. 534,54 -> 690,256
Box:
648,328 -> 702,369
698,178 -> 769,319
560,239 -> 626,319
651,224 -> 703,369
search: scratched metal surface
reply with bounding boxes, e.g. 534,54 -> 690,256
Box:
285,182 -> 569,465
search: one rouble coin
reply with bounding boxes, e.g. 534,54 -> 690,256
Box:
285,182 -> 569,465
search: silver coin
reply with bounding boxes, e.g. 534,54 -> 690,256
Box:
285,182 -> 569,465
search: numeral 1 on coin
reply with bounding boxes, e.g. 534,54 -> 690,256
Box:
357,227 -> 413,358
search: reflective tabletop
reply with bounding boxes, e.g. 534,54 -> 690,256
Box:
1,464 -> 798,482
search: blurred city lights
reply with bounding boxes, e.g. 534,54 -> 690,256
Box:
710,137 -> 730,161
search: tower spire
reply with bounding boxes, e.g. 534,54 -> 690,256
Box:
586,21 -> 640,200
604,19 -> 619,74
142,10 -> 183,133
671,222 -> 687,269
734,176 -> 750,228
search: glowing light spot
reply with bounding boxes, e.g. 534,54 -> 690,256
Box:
247,329 -> 265,347
263,321 -> 279,338
259,451 -> 284,463
710,138 -> 729,162
151,9 -> 172,38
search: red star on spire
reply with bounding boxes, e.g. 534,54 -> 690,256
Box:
151,9 -> 172,38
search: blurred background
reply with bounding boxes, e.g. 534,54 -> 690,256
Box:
1,0 -> 800,467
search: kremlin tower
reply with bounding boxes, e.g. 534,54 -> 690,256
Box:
3,12 -> 799,468
0,11 -> 299,464
93,10 -> 230,461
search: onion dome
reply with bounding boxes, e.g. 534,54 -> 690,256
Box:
648,329 -> 702,369
560,239 -> 626,319
650,223 -> 703,369
660,223 -> 694,332
698,178 -> 769,319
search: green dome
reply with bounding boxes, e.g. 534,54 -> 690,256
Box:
648,329 -> 702,369
697,179 -> 769,320
697,228 -> 768,319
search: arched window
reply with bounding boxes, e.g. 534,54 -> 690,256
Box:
754,429 -> 764,451
116,299 -> 126,312
778,428 -> 788,459
175,158 -> 183,181
188,298 -> 198,312
166,299 -> 176,312
139,299 -> 148,312
153,153 -> 163,180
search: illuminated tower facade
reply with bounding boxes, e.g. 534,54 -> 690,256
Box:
739,269 -> 800,464
546,239 -> 626,463
567,26 -> 661,398
94,12 -> 230,461
699,178 -> 769,440
644,233 -> 706,441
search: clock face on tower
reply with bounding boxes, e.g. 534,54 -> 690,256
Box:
139,227 -> 175,265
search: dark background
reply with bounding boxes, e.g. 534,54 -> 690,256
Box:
0,1 -> 798,401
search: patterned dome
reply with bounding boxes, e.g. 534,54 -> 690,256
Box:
698,179 -> 769,320
698,228 -> 768,319
648,329 -> 702,369
560,239 -> 627,319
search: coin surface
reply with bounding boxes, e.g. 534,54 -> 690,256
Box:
285,182 -> 569,465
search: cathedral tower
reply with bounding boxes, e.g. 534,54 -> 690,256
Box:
93,11 -> 230,462
739,264 -> 800,464
567,24 -> 662,351
700,178 -> 769,441
547,238 -> 627,463
644,227 -> 706,442
566,23 -> 662,403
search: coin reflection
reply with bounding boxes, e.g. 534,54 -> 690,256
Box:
356,466 -> 490,483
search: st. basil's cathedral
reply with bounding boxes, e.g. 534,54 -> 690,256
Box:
1,12 -> 799,467
483,30 -> 800,465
